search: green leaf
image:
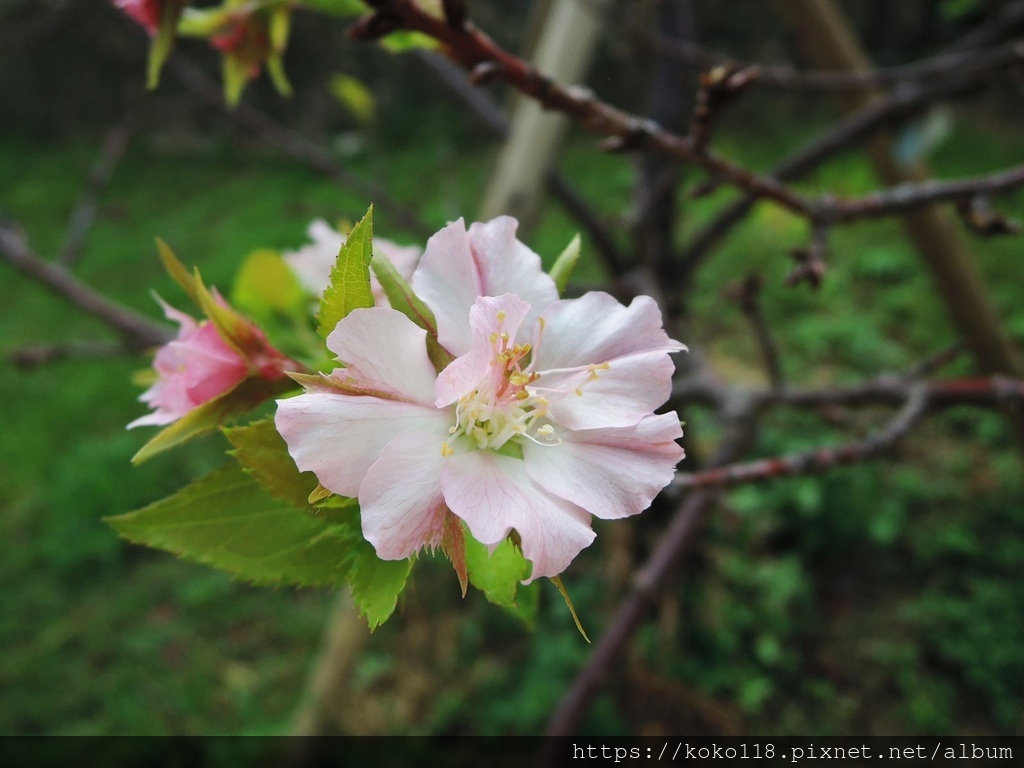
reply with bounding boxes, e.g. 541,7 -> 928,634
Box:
132,377 -> 287,464
506,581 -> 540,629
231,248 -> 304,318
370,251 -> 454,369
147,1 -> 181,89
317,205 -> 375,339
298,0 -> 367,16
349,540 -> 414,630
224,416 -> 318,509
329,73 -> 376,124
156,238 -> 200,306
551,576 -> 590,642
106,463 -> 361,588
222,50 -> 250,107
549,233 -> 581,296
309,494 -> 360,525
464,532 -> 530,608
266,53 -> 294,97
193,268 -> 266,359
379,30 -> 440,53
177,6 -> 232,37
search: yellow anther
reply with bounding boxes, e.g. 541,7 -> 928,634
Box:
516,390 -> 530,400
575,388 -> 584,397
536,425 -> 554,437
496,310 -> 507,322
441,443 -> 454,457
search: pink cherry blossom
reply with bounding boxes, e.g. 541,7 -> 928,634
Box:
114,0 -> 163,34
276,244 -> 685,581
129,297 -> 291,429
283,219 -> 421,304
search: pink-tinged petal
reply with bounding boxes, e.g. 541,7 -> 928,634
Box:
441,451 -> 595,583
466,218 -> 558,335
522,413 -> 684,519
411,219 -> 479,354
538,350 -> 677,430
129,300 -> 250,429
325,307 -> 438,406
284,219 -> 421,303
435,294 -> 531,406
413,217 -> 557,356
275,393 -> 449,498
115,0 -> 162,34
359,430 -> 450,560
532,292 -> 685,372
283,219 -> 344,296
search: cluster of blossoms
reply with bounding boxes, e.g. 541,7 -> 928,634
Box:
131,216 -> 685,582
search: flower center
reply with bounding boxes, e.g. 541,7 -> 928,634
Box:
442,333 -> 557,456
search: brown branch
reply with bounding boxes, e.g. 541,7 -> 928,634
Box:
8,340 -> 125,370
540,397 -> 758,744
829,163 -> 1024,222
0,223 -> 170,350
644,34 -> 1024,92
411,48 -> 630,279
350,2 -> 1024,241
729,273 -> 784,389
59,115 -> 136,267
586,0 -> 1024,92
166,56 -> 431,240
673,385 -> 930,491
678,73 -> 977,280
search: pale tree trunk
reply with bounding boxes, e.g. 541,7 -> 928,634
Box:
772,0 -> 1024,378
478,0 -> 609,231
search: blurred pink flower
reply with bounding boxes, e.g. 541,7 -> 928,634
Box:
114,0 -> 163,34
129,297 -> 291,429
283,219 -> 421,304
276,218 -> 685,581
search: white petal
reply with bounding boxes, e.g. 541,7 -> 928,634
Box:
440,451 -> 595,582
413,217 -> 558,356
533,292 -> 685,372
359,429 -> 449,560
283,219 -> 345,296
325,307 -> 438,406
467,217 -> 558,341
523,413 -> 684,519
275,393 -> 449,498
411,218 -> 480,356
539,350 -> 678,430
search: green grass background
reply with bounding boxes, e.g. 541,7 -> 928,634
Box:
2,100 -> 1023,734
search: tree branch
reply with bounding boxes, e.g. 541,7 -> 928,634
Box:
166,56 -> 431,239
0,223 -> 170,350
540,395 -> 758,743
674,385 -> 930,491
59,114 -> 136,267
349,2 -> 1024,243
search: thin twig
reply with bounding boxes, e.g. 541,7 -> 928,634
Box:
673,385 -> 930,491
731,274 -> 784,389
644,34 -> 1024,92
0,224 -> 170,350
166,56 -> 431,239
678,74 -> 977,280
60,114 -> 136,267
412,48 -> 630,279
540,396 -> 758,744
586,0 -> 1024,92
349,2 -> 1024,238
8,340 -> 125,370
